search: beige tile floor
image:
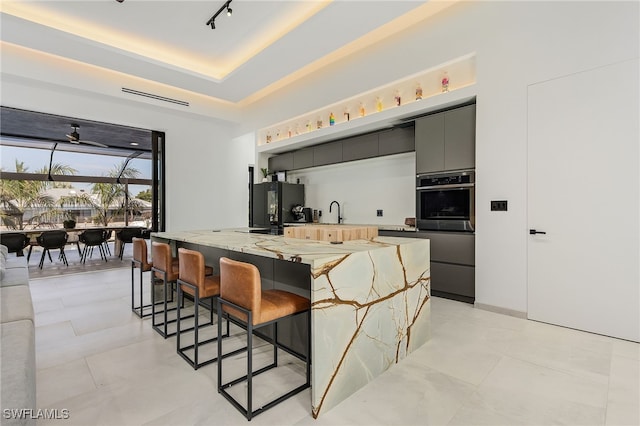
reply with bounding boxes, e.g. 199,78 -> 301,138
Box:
29,265 -> 639,426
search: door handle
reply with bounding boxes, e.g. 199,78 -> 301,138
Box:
529,229 -> 547,235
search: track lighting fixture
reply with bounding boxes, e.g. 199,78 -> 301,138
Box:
206,0 -> 232,30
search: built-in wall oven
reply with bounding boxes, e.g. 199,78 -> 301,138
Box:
416,170 -> 475,232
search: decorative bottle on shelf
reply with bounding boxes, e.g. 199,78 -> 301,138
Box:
266,132 -> 272,143
287,127 -> 292,138
376,97 -> 383,112
276,129 -> 281,140
344,108 -> 350,122
316,117 -> 323,129
441,72 -> 449,93
329,112 -> 335,126
306,121 -> 312,132
359,102 -> 366,117
415,83 -> 423,100
394,90 -> 401,106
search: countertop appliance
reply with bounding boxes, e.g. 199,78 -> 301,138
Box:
416,170 -> 475,232
252,182 -> 305,234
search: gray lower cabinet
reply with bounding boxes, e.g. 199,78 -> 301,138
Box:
415,104 -> 475,174
293,147 -> 314,170
342,133 -> 378,162
378,126 -> 415,156
268,152 -> 293,172
379,230 -> 475,303
313,140 -> 343,166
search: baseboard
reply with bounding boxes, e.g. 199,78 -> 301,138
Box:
474,302 -> 527,319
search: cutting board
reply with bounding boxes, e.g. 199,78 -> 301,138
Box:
284,225 -> 378,242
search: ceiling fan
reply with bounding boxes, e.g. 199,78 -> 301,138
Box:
65,124 -> 108,148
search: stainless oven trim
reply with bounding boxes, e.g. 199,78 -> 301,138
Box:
416,183 -> 475,190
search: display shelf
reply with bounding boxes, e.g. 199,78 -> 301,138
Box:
257,83 -> 476,154
257,53 -> 476,154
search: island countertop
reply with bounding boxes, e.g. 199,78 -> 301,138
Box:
152,228 -> 431,418
151,228 -> 423,267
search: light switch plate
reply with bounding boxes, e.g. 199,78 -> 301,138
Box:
491,200 -> 508,211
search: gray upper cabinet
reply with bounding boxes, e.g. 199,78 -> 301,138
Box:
293,147 -> 314,170
342,133 -> 378,162
378,126 -> 415,156
444,104 -> 476,171
415,113 -> 445,173
415,104 -> 475,174
313,141 -> 343,167
268,152 -> 293,172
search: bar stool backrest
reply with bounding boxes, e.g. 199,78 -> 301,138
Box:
151,242 -> 173,278
132,237 -> 151,269
219,257 -> 262,325
177,248 -> 205,290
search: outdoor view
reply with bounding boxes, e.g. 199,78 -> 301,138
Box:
0,143 -> 152,232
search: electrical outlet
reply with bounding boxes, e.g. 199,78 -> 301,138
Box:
377,209 -> 383,217
491,200 -> 508,211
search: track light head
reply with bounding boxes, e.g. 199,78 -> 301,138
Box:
206,0 -> 232,30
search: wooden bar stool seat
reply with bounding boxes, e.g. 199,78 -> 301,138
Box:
217,257 -> 311,421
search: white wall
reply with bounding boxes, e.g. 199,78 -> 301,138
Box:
242,1 -> 639,314
288,153 -> 415,225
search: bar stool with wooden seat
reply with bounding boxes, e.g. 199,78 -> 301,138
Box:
176,248 -> 231,369
131,237 -> 159,318
151,241 -> 214,338
217,257 -> 311,421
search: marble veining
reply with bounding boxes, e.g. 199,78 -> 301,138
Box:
152,229 -> 430,418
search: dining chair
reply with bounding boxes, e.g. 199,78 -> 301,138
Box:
78,229 -> 108,263
116,227 -> 143,259
36,230 -> 69,269
0,233 -> 30,257
217,257 -> 310,420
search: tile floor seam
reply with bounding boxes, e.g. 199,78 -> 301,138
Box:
499,353 -> 611,409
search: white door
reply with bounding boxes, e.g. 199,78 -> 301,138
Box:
527,59 -> 639,342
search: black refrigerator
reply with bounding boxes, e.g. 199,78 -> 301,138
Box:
252,182 -> 304,233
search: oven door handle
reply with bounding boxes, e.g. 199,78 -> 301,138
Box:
417,183 -> 475,190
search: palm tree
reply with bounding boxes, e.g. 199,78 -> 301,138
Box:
59,160 -> 140,227
0,160 -> 76,229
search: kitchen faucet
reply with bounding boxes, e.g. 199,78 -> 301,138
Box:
329,201 -> 342,224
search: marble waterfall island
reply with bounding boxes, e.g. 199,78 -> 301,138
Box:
151,229 -> 431,417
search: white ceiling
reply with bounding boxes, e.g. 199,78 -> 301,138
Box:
1,1 -> 434,104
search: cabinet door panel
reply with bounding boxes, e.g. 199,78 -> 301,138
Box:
430,262 -> 475,298
379,126 -> 415,156
313,141 -> 343,166
419,231 -> 475,265
444,104 -> 476,170
293,147 -> 314,170
268,152 -> 294,172
415,113 -> 445,174
342,133 -> 378,162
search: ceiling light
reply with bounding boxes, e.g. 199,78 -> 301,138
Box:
206,0 -> 232,30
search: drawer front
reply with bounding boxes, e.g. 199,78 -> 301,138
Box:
430,262 -> 475,298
